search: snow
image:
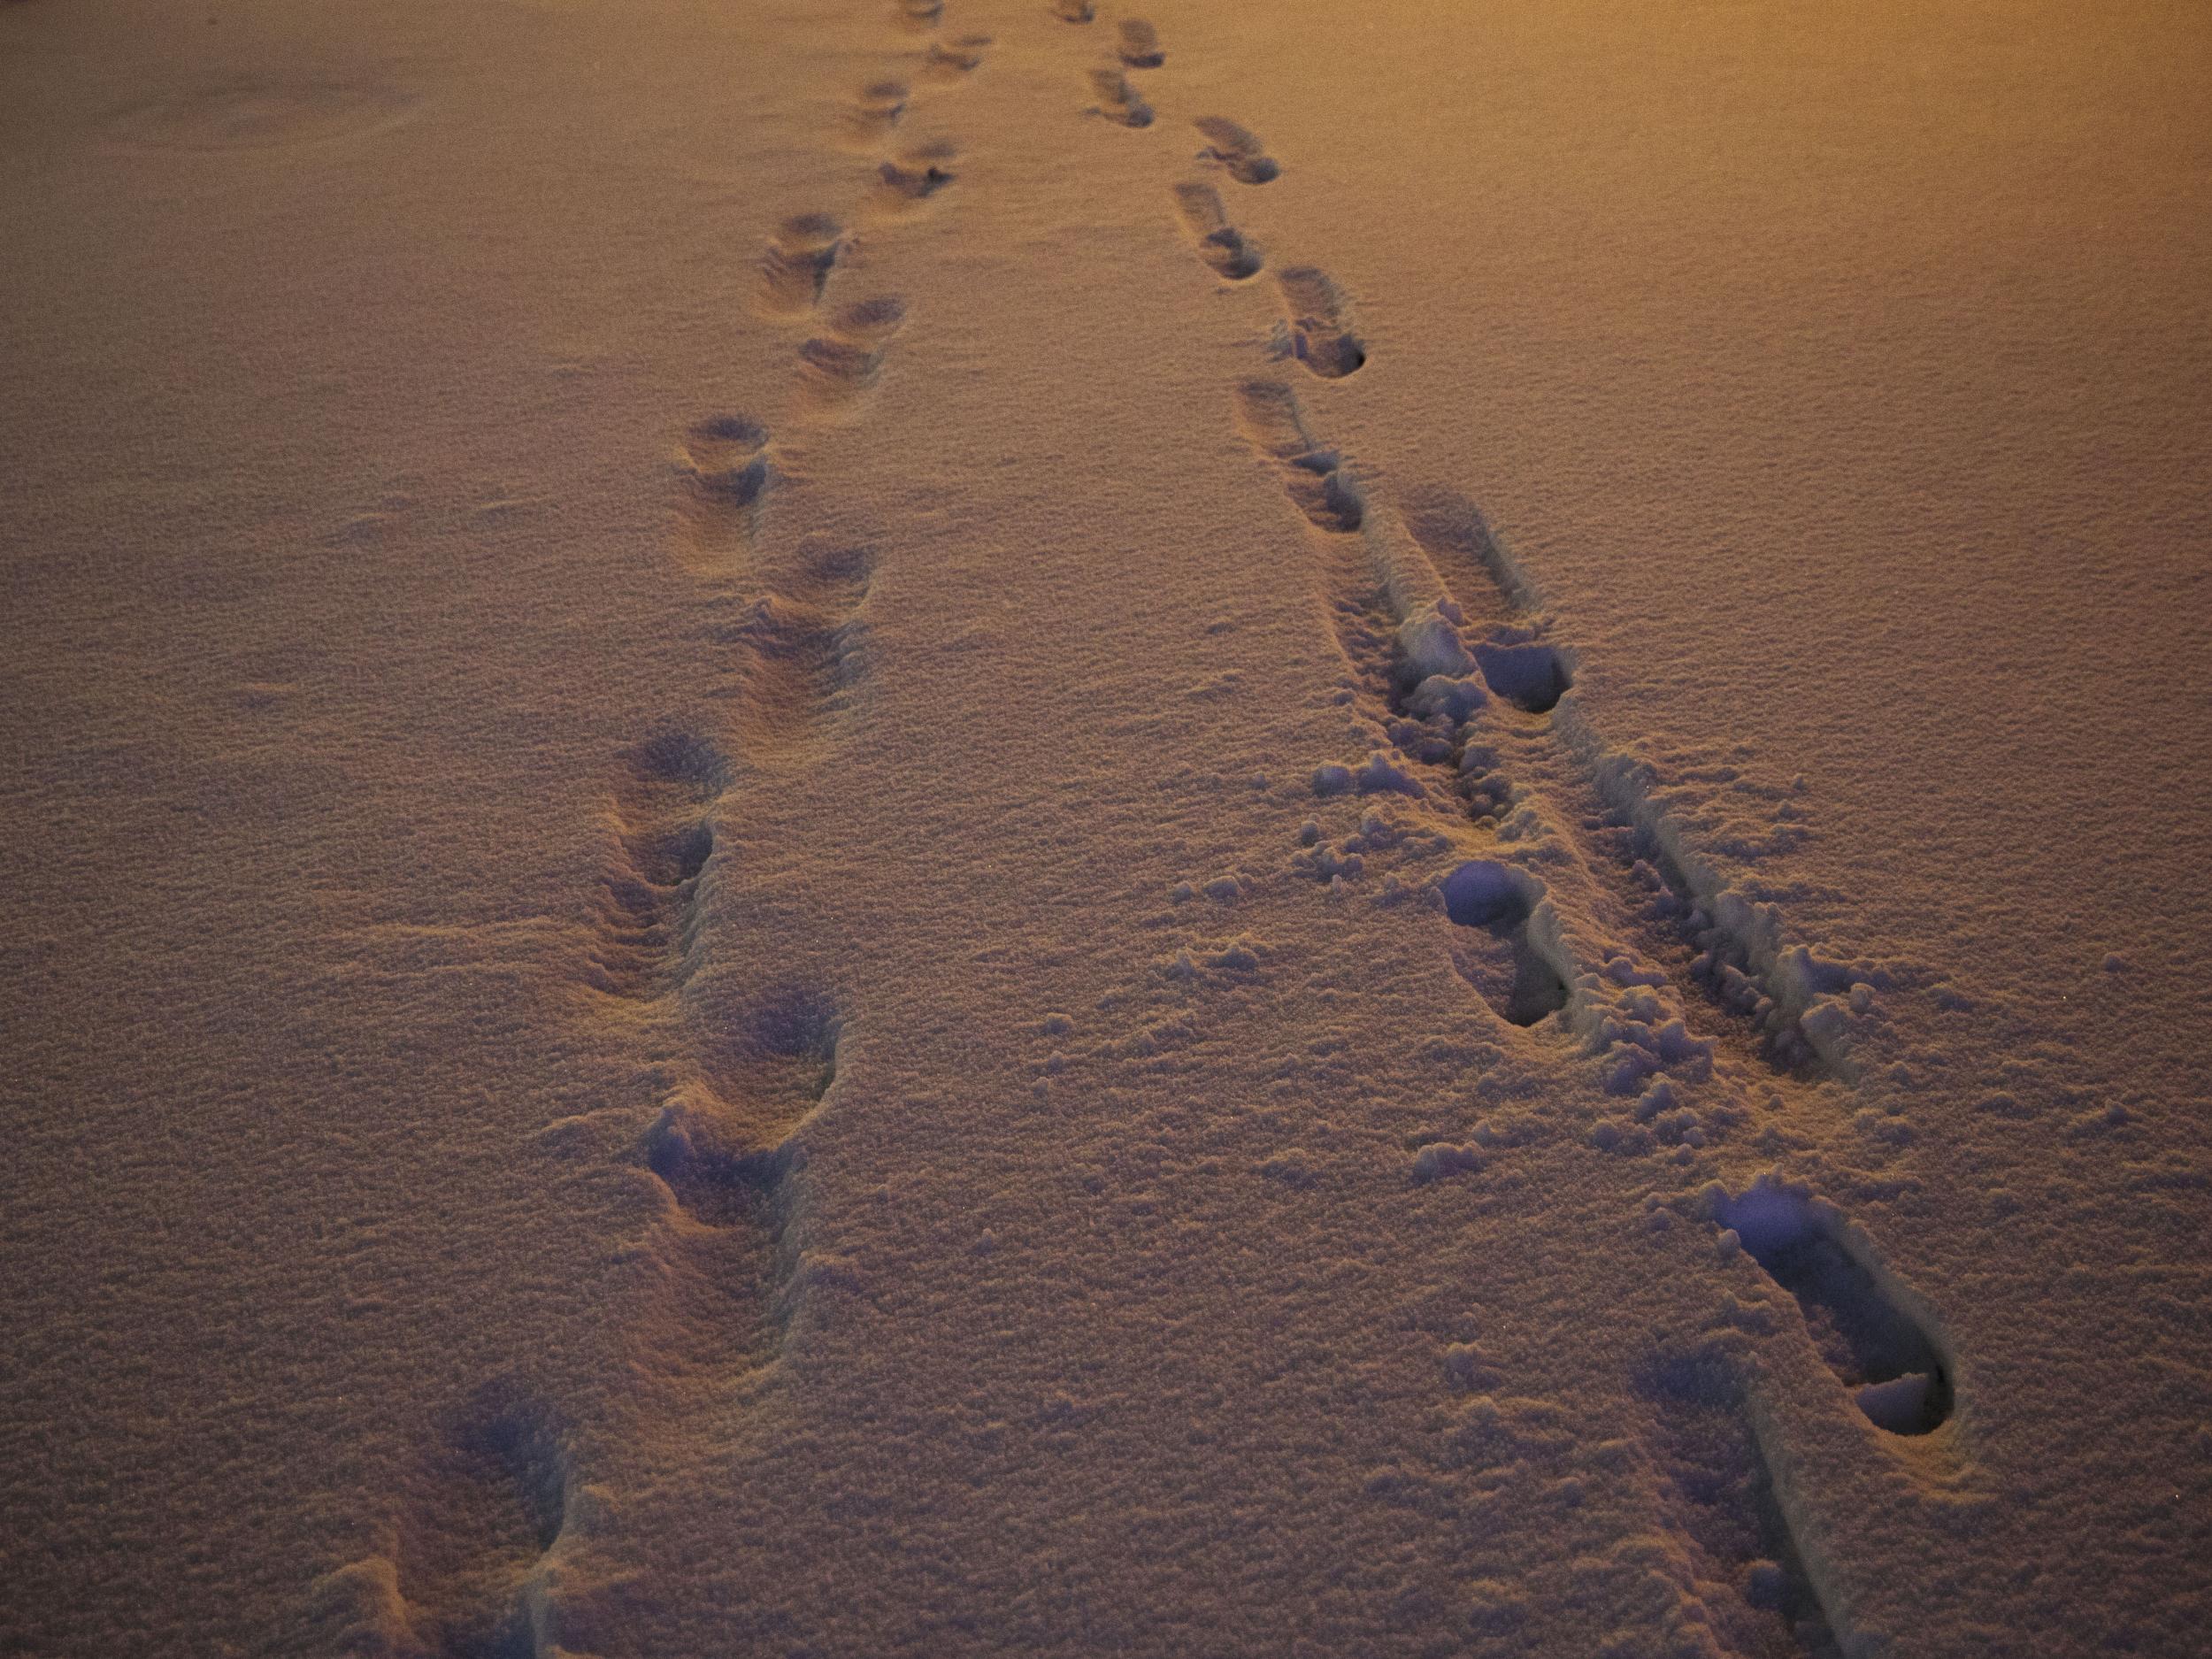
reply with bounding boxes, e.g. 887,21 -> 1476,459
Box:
3,0 -> 2208,1654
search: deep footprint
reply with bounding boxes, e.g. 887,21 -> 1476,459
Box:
1053,0 -> 1094,19
1472,637 -> 1574,713
1714,1179 -> 1955,1436
1194,116 -> 1279,184
757,214 -> 845,317
1440,859 -> 1571,1028
1276,266 -> 1367,378
1231,380 -> 1363,533
1638,1350 -> 1847,1658
1173,183 -> 1263,280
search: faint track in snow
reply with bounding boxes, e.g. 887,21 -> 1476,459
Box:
1636,1349 -> 1847,1659
582,733 -> 728,1005
311,1388 -> 570,1659
699,540 -> 872,760
1231,380 -> 1361,530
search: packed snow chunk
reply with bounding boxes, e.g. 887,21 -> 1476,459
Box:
1206,936 -> 1262,972
1354,751 -> 1424,797
1404,672 -> 1487,722
1442,1341 -> 1502,1390
1411,1141 -> 1483,1182
1396,603 -> 1475,682
1471,638 -> 1574,713
1311,763 -> 1354,796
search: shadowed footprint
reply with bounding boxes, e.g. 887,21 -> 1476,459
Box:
1440,860 -> 1571,1028
1053,0 -> 1095,19
1232,380 -> 1362,533
1276,266 -> 1366,378
1472,637 -> 1574,714
1713,1180 -> 1956,1439
924,35 -> 991,79
844,78 -> 909,146
757,214 -> 845,317
1194,117 -> 1279,184
1089,68 -> 1153,127
876,138 -> 959,202
796,296 -> 909,413
895,0 -> 941,28
356,1390 -> 572,1659
1172,183 -> 1262,280
1117,19 -> 1164,66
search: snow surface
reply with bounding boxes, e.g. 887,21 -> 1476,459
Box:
3,0 -> 2208,1655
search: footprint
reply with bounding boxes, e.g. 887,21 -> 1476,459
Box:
587,733 -> 728,1002
1637,1351 -> 1846,1657
645,987 -> 841,1231
1193,116 -> 1279,184
1275,266 -> 1367,379
1440,860 -> 1571,1028
1088,68 -> 1153,127
844,78 -> 909,146
1172,182 -> 1263,280
1117,19 -> 1164,67
923,34 -> 992,79
1712,1180 -> 1955,1438
757,213 -> 845,318
894,0 -> 941,28
705,545 -> 873,756
876,138 -> 959,203
1053,0 -> 1095,19
640,988 -> 844,1352
1231,380 -> 1362,533
672,414 -> 772,570
1472,638 -> 1574,714
796,296 -> 909,413
382,1390 -> 571,1659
